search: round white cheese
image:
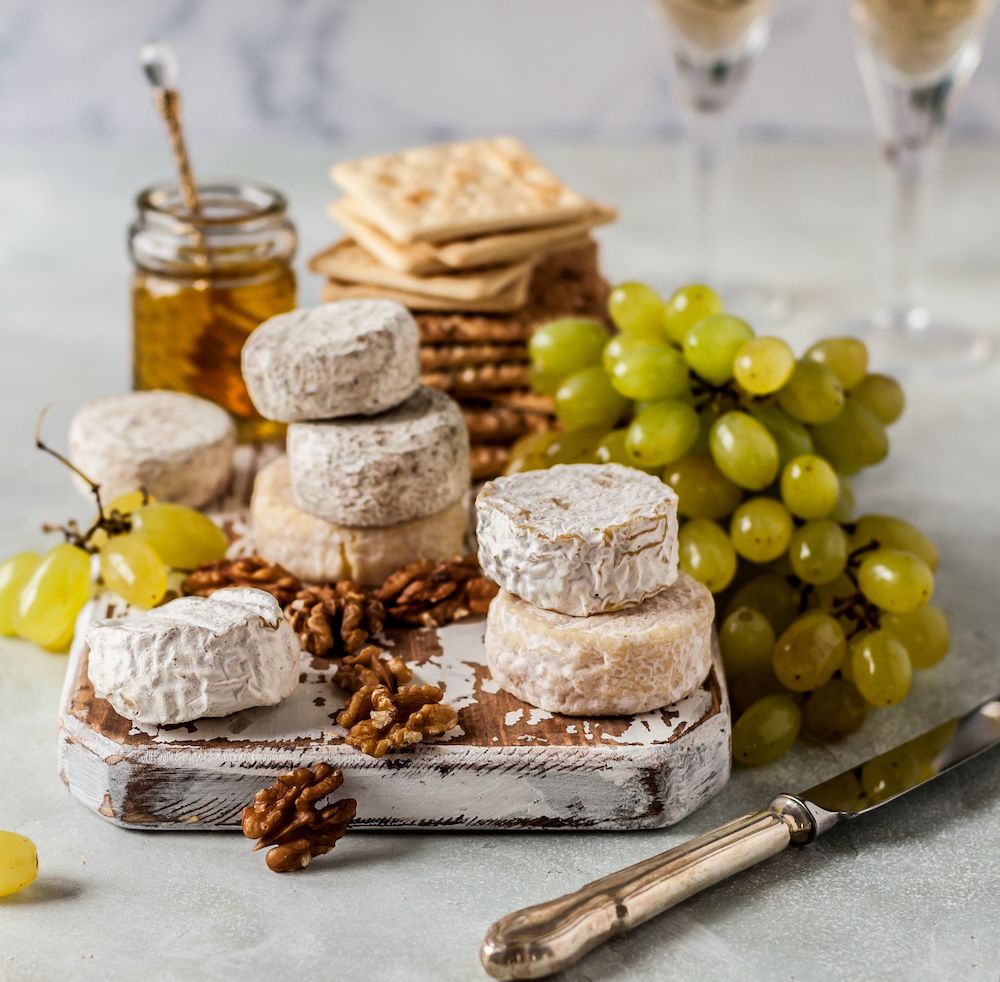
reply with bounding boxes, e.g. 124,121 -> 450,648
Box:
476,463 -> 679,616
485,572 -> 714,716
69,390 -> 235,508
241,299 -> 420,422
86,588 -> 301,725
287,386 -> 470,527
250,455 -> 469,585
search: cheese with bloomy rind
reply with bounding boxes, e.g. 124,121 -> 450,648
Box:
86,588 -> 300,725
287,386 -> 470,527
485,573 -> 714,716
476,463 -> 678,616
250,456 -> 469,585
241,300 -> 420,422
69,390 -> 235,508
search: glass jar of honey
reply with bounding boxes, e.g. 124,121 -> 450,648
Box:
130,180 -> 297,442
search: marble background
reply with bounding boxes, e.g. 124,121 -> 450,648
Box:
1,0 -> 999,142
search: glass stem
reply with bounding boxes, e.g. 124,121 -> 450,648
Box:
688,108 -> 728,284
884,143 -> 933,326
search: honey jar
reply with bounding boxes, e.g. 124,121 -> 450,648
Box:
129,180 -> 297,442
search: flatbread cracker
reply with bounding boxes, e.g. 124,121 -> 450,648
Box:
462,406 -> 552,443
420,343 -> 528,371
421,362 -> 530,394
320,275 -> 530,314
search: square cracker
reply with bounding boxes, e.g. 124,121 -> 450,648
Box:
330,137 -> 593,244
320,273 -> 531,313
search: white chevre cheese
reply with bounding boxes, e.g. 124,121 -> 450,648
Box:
250,455 -> 469,585
69,390 -> 235,508
485,572 -> 714,716
287,386 -> 469,527
476,463 -> 678,616
86,588 -> 301,725
241,300 -> 420,422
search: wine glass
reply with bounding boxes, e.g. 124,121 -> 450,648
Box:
850,0 -> 997,365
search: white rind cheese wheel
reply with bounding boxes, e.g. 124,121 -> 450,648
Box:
476,463 -> 678,616
485,572 -> 714,716
250,455 -> 469,585
69,390 -> 235,508
287,386 -> 470,527
86,588 -> 300,725
241,300 -> 420,422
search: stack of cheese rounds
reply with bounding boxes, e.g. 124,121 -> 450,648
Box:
476,463 -> 714,716
242,300 -> 470,585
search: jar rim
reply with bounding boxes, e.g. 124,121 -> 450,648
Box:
135,178 -> 289,228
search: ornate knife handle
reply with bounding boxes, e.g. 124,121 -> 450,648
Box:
481,796 -> 823,980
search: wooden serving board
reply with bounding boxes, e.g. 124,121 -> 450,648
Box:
58,597 -> 731,831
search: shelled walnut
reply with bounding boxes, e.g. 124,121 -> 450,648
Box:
376,556 -> 498,627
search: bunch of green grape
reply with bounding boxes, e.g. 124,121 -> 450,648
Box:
515,281 -> 946,766
0,490 -> 228,652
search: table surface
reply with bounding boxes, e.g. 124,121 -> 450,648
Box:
1,140 -> 999,982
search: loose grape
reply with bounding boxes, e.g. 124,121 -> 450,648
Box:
0,552 -> 41,636
682,314 -> 754,386
788,520 -> 848,585
529,318 -> 610,381
709,411 -> 779,491
780,454 -> 840,520
804,336 -> 869,389
749,405 -> 814,467
602,334 -> 649,373
851,629 -> 912,706
857,549 -> 933,613
730,497 -> 793,563
505,431 -> 559,474
804,678 -> 867,741
831,477 -> 855,523
607,282 -> 666,341
881,604 -> 950,670
725,574 -> 800,636
529,366 -> 563,396
609,344 -> 689,401
13,543 -> 91,649
663,454 -> 742,519
777,360 -> 844,424
625,401 -> 699,468
849,372 -> 905,425
555,366 -> 629,431
772,611 -> 846,692
132,503 -> 229,570
100,534 -> 168,609
733,336 -> 795,395
731,694 -> 802,766
719,607 -> 775,678
543,427 -> 607,466
811,402 -> 888,474
849,515 -> 939,571
678,519 -> 737,593
0,830 -> 38,897
662,284 -> 724,345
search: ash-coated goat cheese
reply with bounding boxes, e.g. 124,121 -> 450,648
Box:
250,456 -> 469,585
485,572 -> 714,716
86,588 -> 300,725
287,386 -> 469,527
69,390 -> 235,508
476,463 -> 678,616
241,300 -> 420,422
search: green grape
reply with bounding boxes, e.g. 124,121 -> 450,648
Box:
662,283 -> 724,345
861,745 -> 923,803
749,404 -> 814,467
602,334 -> 649,373
106,489 -> 156,516
719,606 -> 775,678
857,549 -> 933,613
730,497 -> 793,563
689,405 -> 719,456
625,401 -> 699,468
678,519 -> 737,593
543,426 -> 608,466
733,336 -> 795,395
529,366 -> 563,396
0,552 -> 41,636
809,572 -> 855,612
607,282 -> 666,341
13,543 -> 92,650
780,454 -> 840,520
132,502 -> 230,570
529,318 -> 610,380
788,519 -> 848,585
804,336 -> 869,389
731,694 -> 802,766
593,430 -> 660,474
708,412 -> 779,491
849,515 -> 939,571
100,534 -> 168,609
682,314 -> 754,386
724,574 -> 800,636
0,830 -> 38,898
804,678 -> 867,741
663,454 -> 742,519
849,372 -> 905,425
831,477 -> 855,523
811,402 -> 888,474
772,611 -> 846,692
851,629 -> 912,707
505,431 -> 559,474
777,360 -> 844,424
881,604 -> 950,670
609,344 -> 689,401
555,366 -> 629,431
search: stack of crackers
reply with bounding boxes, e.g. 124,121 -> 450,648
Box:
309,137 -> 615,480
